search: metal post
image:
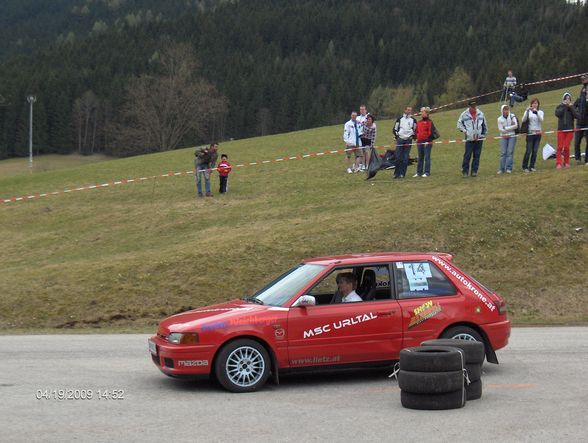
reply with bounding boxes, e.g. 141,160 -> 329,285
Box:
27,95 -> 36,171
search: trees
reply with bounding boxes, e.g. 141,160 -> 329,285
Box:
111,42 -> 227,156
434,67 -> 475,108
72,91 -> 100,155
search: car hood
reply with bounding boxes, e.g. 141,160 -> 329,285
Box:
158,299 -> 286,334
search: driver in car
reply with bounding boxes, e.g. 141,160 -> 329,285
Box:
336,273 -> 362,303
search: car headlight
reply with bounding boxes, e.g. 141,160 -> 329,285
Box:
167,332 -> 199,345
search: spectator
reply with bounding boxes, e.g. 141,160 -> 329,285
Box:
357,104 -> 369,126
457,100 -> 488,177
343,111 -> 363,173
509,84 -> 528,108
194,143 -> 219,197
555,92 -> 580,169
573,74 -> 588,165
360,114 -> 377,172
521,98 -> 544,172
217,154 -> 232,194
503,69 -> 517,101
497,104 -> 519,174
414,107 -> 439,177
392,106 -> 416,179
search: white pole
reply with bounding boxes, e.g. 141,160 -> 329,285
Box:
27,95 -> 36,171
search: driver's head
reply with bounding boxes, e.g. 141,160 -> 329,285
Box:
336,273 -> 356,296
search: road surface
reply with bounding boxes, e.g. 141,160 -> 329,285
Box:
1,327 -> 586,442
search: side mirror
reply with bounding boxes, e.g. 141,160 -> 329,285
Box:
292,295 -> 316,307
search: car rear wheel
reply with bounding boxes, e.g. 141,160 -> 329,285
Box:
440,326 -> 487,364
441,326 -> 483,343
215,339 -> 271,393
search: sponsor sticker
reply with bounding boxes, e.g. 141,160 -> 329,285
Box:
177,360 -> 209,367
303,312 -> 378,339
408,300 -> 442,329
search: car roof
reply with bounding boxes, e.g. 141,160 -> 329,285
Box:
303,252 -> 453,266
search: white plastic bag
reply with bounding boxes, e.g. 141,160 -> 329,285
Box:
542,143 -> 556,161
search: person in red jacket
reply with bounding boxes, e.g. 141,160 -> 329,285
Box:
217,154 -> 232,194
414,107 -> 439,177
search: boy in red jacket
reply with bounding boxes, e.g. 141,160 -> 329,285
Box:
217,154 -> 232,194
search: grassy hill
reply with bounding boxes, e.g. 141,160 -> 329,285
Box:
1,86 -> 587,332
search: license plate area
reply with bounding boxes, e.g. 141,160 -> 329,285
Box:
148,339 -> 158,355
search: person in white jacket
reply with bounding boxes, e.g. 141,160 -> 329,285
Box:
521,98 -> 544,172
497,104 -> 519,174
343,111 -> 363,173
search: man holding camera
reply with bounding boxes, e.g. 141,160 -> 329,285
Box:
194,143 -> 219,197
574,74 -> 588,165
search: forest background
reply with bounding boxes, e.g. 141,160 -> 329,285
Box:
0,0 -> 586,160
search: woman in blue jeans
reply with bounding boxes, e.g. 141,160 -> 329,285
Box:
521,98 -> 544,172
497,105 -> 518,174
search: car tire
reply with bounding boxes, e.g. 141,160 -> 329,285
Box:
466,379 -> 483,400
465,363 -> 482,381
401,389 -> 466,410
215,339 -> 271,393
399,346 -> 465,372
398,370 -> 465,394
434,327 -> 487,364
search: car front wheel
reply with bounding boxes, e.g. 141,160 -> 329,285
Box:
215,339 -> 271,393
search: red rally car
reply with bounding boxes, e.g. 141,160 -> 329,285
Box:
148,252 -> 511,392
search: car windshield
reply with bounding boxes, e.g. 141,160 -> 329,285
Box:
252,264 -> 326,306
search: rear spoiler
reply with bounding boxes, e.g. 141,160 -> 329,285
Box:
435,253 -> 453,262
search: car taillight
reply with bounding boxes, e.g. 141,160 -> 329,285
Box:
493,297 -> 507,315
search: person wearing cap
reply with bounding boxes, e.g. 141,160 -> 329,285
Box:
497,104 -> 519,174
573,75 -> 588,165
555,92 -> 580,169
457,100 -> 488,177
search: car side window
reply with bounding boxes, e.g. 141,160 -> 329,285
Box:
308,265 -> 392,304
393,261 -> 457,299
308,267 -> 353,305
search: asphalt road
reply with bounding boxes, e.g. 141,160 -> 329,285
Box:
1,327 -> 587,442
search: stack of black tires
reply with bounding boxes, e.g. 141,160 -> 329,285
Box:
397,339 -> 485,410
422,338 -> 485,401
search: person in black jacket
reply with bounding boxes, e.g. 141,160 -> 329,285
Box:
573,75 -> 588,165
554,93 -> 580,169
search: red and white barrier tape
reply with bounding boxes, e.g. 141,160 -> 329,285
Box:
429,71 -> 588,113
2,70 -> 587,205
2,126 -> 586,205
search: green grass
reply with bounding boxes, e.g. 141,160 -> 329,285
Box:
0,153 -> 114,178
1,86 -> 587,332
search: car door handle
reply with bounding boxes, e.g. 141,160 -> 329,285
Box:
376,311 -> 394,316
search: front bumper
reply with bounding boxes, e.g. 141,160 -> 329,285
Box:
148,336 -> 216,376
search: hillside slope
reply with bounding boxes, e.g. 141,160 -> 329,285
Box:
0,86 -> 587,331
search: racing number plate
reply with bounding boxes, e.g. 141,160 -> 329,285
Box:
148,339 -> 158,355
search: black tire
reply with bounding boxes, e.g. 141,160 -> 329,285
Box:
401,389 -> 466,410
465,363 -> 482,382
466,379 -> 483,400
214,339 -> 271,393
399,346 -> 464,372
430,327 -> 486,364
398,370 -> 465,394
